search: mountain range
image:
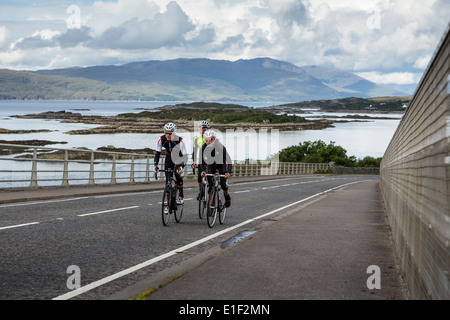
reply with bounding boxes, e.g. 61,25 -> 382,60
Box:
0,58 -> 408,101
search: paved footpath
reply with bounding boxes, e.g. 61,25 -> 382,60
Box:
134,179 -> 406,300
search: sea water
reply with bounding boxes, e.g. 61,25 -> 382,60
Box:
0,100 -> 402,187
0,100 -> 402,160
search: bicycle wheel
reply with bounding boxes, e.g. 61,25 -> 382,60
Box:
161,188 -> 170,226
218,190 -> 226,224
198,183 -> 206,219
207,189 -> 217,228
174,188 -> 183,223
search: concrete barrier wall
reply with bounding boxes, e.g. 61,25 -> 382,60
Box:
380,24 -> 450,299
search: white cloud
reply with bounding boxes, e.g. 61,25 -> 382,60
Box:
413,55 -> 432,69
31,29 -> 61,41
0,26 -> 10,46
356,71 -> 422,85
87,0 -> 161,35
92,2 -> 195,49
0,0 -> 448,87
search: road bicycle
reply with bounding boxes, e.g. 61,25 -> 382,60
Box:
205,172 -> 227,228
156,168 -> 183,226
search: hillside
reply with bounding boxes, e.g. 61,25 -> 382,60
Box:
301,66 -> 406,98
0,69 -> 135,100
0,58 -> 408,101
264,96 -> 411,112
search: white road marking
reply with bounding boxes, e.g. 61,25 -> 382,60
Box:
77,206 -> 140,217
234,190 -> 251,194
0,222 -> 40,231
0,197 -> 89,208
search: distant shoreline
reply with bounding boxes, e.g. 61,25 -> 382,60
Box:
11,111 -> 336,134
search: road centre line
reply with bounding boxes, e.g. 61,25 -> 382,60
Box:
0,178 -> 348,230
0,221 -> 40,231
77,206 -> 140,217
93,189 -> 193,199
0,205 -> 140,231
0,197 -> 89,208
262,185 -> 279,189
234,190 -> 251,194
93,191 -> 159,199
0,178 -> 335,208
1,205 -> 142,231
232,178 -> 332,193
53,179 -> 367,300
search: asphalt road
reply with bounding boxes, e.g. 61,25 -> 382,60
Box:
0,175 -> 378,300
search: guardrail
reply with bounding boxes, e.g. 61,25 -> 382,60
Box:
0,143 -> 330,189
380,23 -> 449,299
0,143 -> 155,188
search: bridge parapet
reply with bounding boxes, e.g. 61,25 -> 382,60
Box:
380,23 -> 450,299
0,143 -> 330,189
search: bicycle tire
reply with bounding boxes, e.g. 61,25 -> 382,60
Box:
199,199 -> 206,220
198,183 -> 206,219
207,189 -> 217,228
161,188 -> 170,226
219,190 -> 226,224
174,188 -> 183,223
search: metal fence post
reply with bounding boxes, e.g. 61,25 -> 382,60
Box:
29,148 -> 38,188
89,151 -> 95,185
144,156 -> 150,183
159,158 -> 165,180
111,154 -> 117,184
62,150 -> 69,186
129,155 -> 135,184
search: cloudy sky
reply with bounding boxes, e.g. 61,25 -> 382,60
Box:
0,0 -> 449,93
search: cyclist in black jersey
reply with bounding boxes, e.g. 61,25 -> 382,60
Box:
153,122 -> 188,204
199,130 -> 232,208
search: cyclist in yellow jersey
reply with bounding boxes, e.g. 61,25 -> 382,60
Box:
191,120 -> 210,200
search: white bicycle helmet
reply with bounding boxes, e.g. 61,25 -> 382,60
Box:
204,129 -> 216,141
199,120 -> 210,129
164,122 -> 176,132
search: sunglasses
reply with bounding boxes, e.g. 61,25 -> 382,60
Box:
165,132 -> 173,135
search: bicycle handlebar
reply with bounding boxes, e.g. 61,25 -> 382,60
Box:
154,168 -> 182,181
204,173 -> 227,178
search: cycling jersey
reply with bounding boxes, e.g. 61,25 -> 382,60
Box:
198,140 -> 232,174
198,140 -> 232,192
154,134 -> 187,168
192,134 -> 206,164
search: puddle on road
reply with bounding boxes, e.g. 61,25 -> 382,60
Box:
221,229 -> 259,249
